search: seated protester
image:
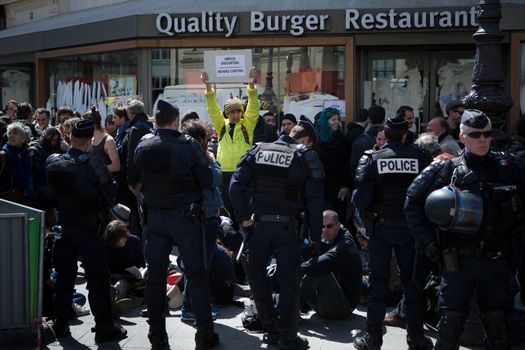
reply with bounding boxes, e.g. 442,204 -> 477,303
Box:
104,218 -> 146,304
300,210 -> 363,320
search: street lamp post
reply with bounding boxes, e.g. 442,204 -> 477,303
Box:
463,0 -> 513,130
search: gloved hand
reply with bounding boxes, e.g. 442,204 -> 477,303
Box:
424,241 -> 440,263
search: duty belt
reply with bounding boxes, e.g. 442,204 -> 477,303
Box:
377,217 -> 408,227
457,246 -> 503,260
255,214 -> 296,223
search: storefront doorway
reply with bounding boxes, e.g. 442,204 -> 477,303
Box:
358,47 -> 476,129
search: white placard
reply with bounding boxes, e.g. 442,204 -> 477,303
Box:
204,49 -> 252,83
323,99 -> 346,117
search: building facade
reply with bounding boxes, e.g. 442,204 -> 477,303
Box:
0,0 -> 524,130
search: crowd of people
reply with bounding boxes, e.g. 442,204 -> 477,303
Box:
1,71 -> 525,350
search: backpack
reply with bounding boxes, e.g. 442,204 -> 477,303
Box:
219,124 -> 250,146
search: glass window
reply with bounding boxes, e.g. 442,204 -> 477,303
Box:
1,64 -> 33,110
151,46 -> 345,124
364,55 -> 427,119
434,55 -> 475,117
45,50 -> 138,117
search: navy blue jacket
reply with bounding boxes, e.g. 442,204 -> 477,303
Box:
229,135 -> 325,243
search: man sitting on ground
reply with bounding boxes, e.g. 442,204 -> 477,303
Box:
300,210 -> 363,320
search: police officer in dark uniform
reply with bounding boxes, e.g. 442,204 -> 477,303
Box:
230,119 -> 324,350
352,114 -> 432,350
131,100 -> 217,350
405,110 -> 525,350
46,119 -> 127,343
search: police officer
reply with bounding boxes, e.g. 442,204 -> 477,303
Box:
404,110 -> 525,350
352,114 -> 432,350
46,119 -> 126,343
230,119 -> 324,350
132,100 -> 217,350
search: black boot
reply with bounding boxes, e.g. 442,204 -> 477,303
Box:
480,310 -> 510,350
407,334 -> 434,350
52,319 -> 70,339
278,333 -> 309,350
195,324 -> 219,350
263,330 -> 279,345
353,333 -> 382,350
148,331 -> 170,350
94,323 -> 127,343
435,311 -> 465,350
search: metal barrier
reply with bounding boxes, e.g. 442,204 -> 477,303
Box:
0,200 -> 44,345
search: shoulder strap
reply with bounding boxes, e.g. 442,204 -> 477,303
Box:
218,124 -> 250,145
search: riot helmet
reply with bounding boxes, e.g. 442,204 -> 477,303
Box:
425,185 -> 484,234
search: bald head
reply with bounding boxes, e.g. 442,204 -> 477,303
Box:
426,117 -> 448,137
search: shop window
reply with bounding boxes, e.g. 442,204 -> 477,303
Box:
44,50 -> 138,118
151,46 -> 345,124
1,64 -> 33,110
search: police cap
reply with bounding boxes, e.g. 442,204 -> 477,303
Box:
385,113 -> 408,131
71,119 -> 94,138
156,100 -> 178,114
298,117 -> 319,145
460,109 -> 490,129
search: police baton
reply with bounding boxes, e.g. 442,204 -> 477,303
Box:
236,219 -> 253,263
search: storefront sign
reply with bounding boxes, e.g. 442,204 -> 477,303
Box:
156,7 -> 478,38
203,49 -> 252,83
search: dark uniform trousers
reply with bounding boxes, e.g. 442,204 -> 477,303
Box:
145,209 -> 212,335
53,226 -> 113,325
246,221 -> 303,334
367,225 -> 423,335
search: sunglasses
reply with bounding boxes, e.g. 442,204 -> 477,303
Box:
465,131 -> 492,139
322,223 -> 335,229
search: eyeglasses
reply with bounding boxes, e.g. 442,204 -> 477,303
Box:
452,109 -> 464,115
322,223 -> 335,229
465,131 -> 492,139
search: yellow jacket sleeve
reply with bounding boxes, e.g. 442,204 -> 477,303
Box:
241,86 -> 260,141
205,89 -> 225,134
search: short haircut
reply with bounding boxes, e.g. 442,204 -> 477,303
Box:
57,106 -> 74,118
263,111 -> 275,118
155,106 -> 179,127
368,106 -> 386,125
82,106 -> 102,130
431,116 -> 448,129
354,108 -> 369,123
103,220 -> 130,246
62,117 -> 81,134
397,105 -> 414,116
126,99 -> 145,116
16,102 -> 33,120
323,210 -> 340,223
184,119 -> 208,142
384,125 -> 407,141
181,110 -> 200,125
112,106 -> 128,120
289,124 -> 308,140
415,132 -> 441,156
34,108 -> 50,118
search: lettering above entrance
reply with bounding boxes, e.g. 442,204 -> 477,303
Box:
155,7 -> 478,38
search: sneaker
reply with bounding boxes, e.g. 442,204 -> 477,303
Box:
195,331 -> 219,350
72,303 -> 90,317
383,311 -> 406,328
94,323 -> 127,343
353,333 -> 382,350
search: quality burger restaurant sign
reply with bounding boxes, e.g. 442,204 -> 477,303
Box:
154,7 -> 478,38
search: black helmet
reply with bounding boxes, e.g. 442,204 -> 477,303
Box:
425,186 -> 484,234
